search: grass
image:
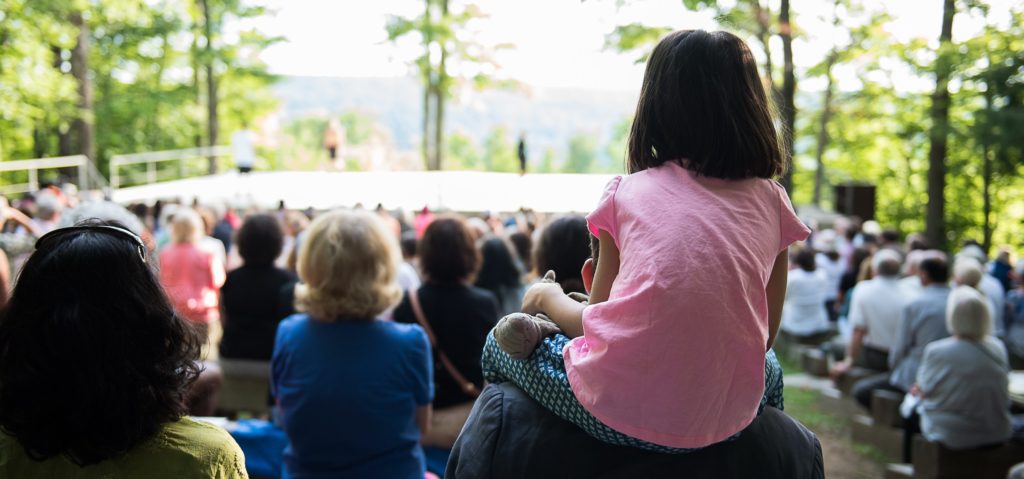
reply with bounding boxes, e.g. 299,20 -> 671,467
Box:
780,348 -> 890,472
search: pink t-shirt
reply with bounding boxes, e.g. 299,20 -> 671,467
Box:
565,161 -> 809,448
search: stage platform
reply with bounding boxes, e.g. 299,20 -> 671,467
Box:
110,170 -> 618,213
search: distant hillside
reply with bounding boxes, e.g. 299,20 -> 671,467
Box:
273,76 -> 638,163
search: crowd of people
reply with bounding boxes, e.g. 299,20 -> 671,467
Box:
1,29 -> 1020,479
775,216 -> 1024,462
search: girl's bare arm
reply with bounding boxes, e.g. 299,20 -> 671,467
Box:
765,249 -> 789,350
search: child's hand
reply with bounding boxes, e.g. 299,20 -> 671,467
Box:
522,281 -> 563,316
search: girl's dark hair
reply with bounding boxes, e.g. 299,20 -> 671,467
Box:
236,214 -> 284,267
534,216 -> 590,294
419,215 -> 480,284
0,221 -> 201,465
627,30 -> 786,179
475,236 -> 523,293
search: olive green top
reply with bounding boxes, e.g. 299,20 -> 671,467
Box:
0,417 -> 248,479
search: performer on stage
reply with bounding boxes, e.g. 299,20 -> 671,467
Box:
517,132 -> 528,176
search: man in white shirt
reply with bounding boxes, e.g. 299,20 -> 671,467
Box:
830,249 -> 909,407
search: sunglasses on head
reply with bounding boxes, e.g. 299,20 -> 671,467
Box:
35,224 -> 147,263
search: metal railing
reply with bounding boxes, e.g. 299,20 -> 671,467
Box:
0,155 -> 108,196
109,146 -> 232,189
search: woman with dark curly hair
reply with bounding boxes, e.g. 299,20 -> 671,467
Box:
0,221 -> 247,478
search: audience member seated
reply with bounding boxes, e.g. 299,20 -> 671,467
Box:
1007,264 -> 1024,367
0,221 -> 247,478
831,249 -> 906,384
447,382 -> 823,479
159,208 -> 227,358
813,230 -> 844,322
532,215 -> 591,294
220,214 -> 296,362
959,245 -> 1007,337
393,216 -> 499,449
781,247 -> 833,341
903,286 -> 1011,461
475,236 -> 527,316
271,210 -> 433,479
854,257 -> 951,410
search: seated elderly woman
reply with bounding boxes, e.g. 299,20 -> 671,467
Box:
271,210 -> 433,479
908,285 -> 1012,457
0,221 -> 246,478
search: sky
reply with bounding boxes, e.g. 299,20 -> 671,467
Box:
246,0 -> 1017,93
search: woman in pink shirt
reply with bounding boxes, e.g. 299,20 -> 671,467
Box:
159,208 -> 226,357
484,30 -> 809,452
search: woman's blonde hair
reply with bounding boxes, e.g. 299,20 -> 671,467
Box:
946,285 -> 991,339
295,210 -> 402,321
170,208 -> 203,245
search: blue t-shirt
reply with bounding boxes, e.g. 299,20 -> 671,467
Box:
271,314 -> 433,479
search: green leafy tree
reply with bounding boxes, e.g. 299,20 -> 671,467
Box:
446,131 -> 481,170
386,0 -> 514,170
564,133 -> 598,173
482,127 -> 518,173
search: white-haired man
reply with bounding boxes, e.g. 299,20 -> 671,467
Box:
831,249 -> 910,405
958,245 -> 1006,338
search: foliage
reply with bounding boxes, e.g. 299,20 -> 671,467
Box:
482,126 -> 518,173
605,0 -> 1024,251
446,130 -> 481,170
0,0 -> 279,179
564,133 -> 598,174
386,0 -> 514,170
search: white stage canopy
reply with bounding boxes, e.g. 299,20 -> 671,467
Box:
110,171 -> 618,213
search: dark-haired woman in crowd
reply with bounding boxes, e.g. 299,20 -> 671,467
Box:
476,236 -> 527,316
0,221 -> 246,478
220,214 -> 296,362
533,215 -> 591,294
393,216 -> 499,453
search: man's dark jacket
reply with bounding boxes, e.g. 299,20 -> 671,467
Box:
446,383 -> 824,479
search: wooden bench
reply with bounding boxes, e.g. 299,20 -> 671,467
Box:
911,437 -> 1024,479
871,389 -> 905,429
217,359 -> 271,417
801,348 -> 830,378
836,366 -> 878,397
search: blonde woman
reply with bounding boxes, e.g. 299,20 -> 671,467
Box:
159,209 -> 226,356
271,210 -> 433,479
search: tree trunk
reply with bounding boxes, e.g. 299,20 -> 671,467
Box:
924,0 -> 955,250
812,52 -> 836,207
70,11 -> 95,164
778,0 -> 796,194
191,15 -> 203,148
752,0 -> 775,93
432,0 -> 448,171
421,0 -> 434,170
981,89 -> 993,253
200,0 -> 218,174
